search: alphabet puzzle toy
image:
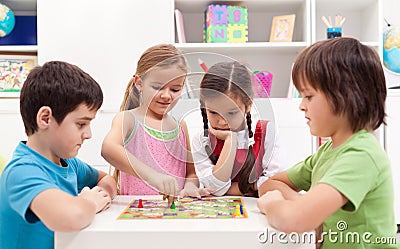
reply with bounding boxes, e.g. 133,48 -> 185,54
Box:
204,4 -> 248,43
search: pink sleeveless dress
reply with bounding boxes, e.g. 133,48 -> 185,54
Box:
120,112 -> 187,195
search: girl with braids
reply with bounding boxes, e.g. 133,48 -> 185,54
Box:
191,61 -> 287,197
101,44 -> 211,205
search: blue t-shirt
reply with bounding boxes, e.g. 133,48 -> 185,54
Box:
0,142 -> 99,249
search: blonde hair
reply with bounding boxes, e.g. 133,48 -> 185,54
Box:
120,44 -> 188,111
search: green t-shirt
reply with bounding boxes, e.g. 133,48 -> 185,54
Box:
287,130 -> 398,249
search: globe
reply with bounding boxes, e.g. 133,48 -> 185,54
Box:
383,25 -> 400,74
0,4 -> 15,37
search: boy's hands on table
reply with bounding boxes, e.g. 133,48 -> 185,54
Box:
79,186 -> 112,213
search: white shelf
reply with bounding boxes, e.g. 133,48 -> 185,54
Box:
361,41 -> 380,47
0,45 -> 38,53
176,42 -> 308,54
0,92 -> 20,98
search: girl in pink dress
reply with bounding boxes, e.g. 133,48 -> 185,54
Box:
101,44 -> 211,204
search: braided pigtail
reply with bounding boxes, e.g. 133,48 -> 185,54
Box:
200,102 -> 209,137
246,112 -> 253,138
201,102 -> 218,164
238,112 -> 257,197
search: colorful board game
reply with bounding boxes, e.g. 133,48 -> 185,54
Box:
117,197 -> 248,219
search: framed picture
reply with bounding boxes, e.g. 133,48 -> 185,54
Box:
269,14 -> 296,42
0,54 -> 37,98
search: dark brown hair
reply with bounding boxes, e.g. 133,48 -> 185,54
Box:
292,37 -> 386,131
20,61 -> 103,136
199,61 -> 257,196
120,43 -> 188,111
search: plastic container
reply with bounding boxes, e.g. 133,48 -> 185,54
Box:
327,27 -> 342,39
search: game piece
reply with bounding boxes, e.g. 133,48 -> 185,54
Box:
170,201 -> 176,209
243,207 -> 248,218
138,199 -> 143,208
235,205 -> 241,217
239,203 -> 243,215
117,197 -> 247,219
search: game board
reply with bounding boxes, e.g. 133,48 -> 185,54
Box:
117,197 -> 248,219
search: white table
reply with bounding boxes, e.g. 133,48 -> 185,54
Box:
55,196 -> 315,249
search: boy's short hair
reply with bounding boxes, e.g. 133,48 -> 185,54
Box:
292,37 -> 386,132
20,61 -> 103,136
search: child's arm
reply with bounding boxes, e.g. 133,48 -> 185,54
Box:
179,120 -> 213,198
101,112 -> 179,199
96,170 -> 117,200
30,187 -> 111,232
258,172 -> 301,199
209,128 -> 238,183
257,183 -> 347,233
257,122 -> 291,195
190,129 -> 237,196
225,182 -> 241,195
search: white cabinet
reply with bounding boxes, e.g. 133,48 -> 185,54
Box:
385,92 -> 400,225
0,99 -> 26,160
77,110 -> 116,173
266,98 -> 313,166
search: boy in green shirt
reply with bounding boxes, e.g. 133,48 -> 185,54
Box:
257,38 -> 398,249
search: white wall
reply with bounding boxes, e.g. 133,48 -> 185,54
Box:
37,0 -> 174,111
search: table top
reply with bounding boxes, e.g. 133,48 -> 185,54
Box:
55,195 -> 314,249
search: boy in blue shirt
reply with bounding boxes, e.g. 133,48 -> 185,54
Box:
0,61 -> 117,249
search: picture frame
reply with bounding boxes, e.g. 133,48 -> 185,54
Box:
269,14 -> 296,42
0,54 -> 37,98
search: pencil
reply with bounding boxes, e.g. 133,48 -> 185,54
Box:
321,16 -> 331,28
339,17 -> 346,27
198,58 -> 208,72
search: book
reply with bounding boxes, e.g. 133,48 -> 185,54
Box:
174,9 -> 186,43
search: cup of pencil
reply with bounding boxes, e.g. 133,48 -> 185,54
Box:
321,15 -> 345,39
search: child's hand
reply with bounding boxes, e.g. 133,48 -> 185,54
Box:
209,127 -> 236,141
79,186 -> 112,213
147,172 -> 179,205
179,181 -> 214,199
257,190 -> 285,215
